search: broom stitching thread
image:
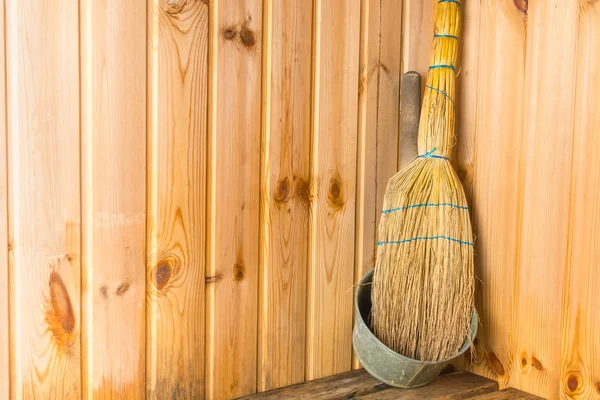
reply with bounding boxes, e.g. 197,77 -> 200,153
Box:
434,34 -> 458,40
429,64 -> 455,71
382,203 -> 468,214
425,85 -> 455,106
419,147 -> 449,160
378,236 -> 474,247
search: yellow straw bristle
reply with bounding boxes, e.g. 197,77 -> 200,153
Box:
370,0 -> 474,362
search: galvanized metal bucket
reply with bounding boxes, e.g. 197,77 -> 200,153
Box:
352,269 -> 478,388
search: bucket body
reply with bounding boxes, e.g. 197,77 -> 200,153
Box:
352,269 -> 478,388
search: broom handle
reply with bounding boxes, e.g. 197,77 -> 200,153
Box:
416,0 -> 461,160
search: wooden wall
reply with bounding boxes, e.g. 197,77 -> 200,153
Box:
0,0 -> 599,399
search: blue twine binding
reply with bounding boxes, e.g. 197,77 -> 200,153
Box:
378,236 -> 474,247
434,34 -> 459,40
418,148 -> 449,160
426,85 -> 455,106
429,64 -> 456,72
382,203 -> 468,214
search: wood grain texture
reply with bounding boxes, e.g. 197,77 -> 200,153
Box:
240,369 -> 389,400
206,0 -> 262,398
80,0 -> 147,397
306,0 -> 361,380
459,0 -> 527,389
5,0 -> 81,397
375,0 -> 402,229
560,2 -> 600,399
258,0 -> 312,391
241,371 -> 499,400
355,0 -> 380,298
0,0 -> 8,394
353,0 -> 380,370
359,372 -> 498,400
512,0 -> 579,398
474,388 -> 543,400
146,0 -> 208,398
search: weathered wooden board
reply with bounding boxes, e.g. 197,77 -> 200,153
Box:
258,0 -> 313,391
146,0 -> 209,398
306,0 -> 361,380
512,0 -> 579,398
458,0 -> 527,389
473,387 -> 543,400
560,2 -> 600,399
359,372 -> 499,400
205,0 -> 262,398
241,370 -> 499,400
80,0 -> 147,397
5,0 -> 81,397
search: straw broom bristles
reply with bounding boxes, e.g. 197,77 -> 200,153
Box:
370,0 -> 474,362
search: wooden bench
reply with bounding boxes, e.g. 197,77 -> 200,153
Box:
239,369 -> 543,399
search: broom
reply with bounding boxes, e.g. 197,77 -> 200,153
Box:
370,0 -> 474,362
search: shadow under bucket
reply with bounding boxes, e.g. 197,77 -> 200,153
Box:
352,269 -> 478,388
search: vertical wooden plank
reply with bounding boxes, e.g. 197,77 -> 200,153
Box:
375,0 -> 401,237
458,0 -> 527,388
355,0 -> 380,291
0,0 -> 8,394
512,1 -> 578,398
5,0 -> 81,396
80,0 -> 147,397
258,0 -> 312,391
146,0 -> 208,398
561,2 -> 600,399
401,0 -> 435,77
206,0 -> 262,398
306,0 -> 361,380
353,0 -> 380,371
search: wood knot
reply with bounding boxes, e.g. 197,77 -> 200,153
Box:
166,0 -> 187,13
274,177 -> 291,204
153,262 -> 173,290
294,176 -> 310,207
100,285 -> 109,299
233,264 -> 245,281
239,26 -> 255,47
48,272 -> 75,333
327,176 -> 344,210
595,381 -> 600,394
115,281 -> 130,296
521,356 -> 528,367
223,26 -> 237,40
567,374 -> 580,393
513,0 -> 527,14
487,351 -> 505,377
531,356 -> 544,371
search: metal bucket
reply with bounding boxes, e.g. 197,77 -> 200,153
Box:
352,269 -> 478,388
